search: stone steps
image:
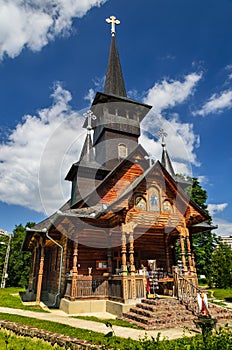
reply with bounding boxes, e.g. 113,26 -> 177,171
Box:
119,298 -> 232,330
208,303 -> 232,322
119,298 -> 197,330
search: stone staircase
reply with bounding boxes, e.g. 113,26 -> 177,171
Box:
119,298 -> 232,330
207,303 -> 232,325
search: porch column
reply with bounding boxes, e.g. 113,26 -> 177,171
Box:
178,227 -> 187,273
107,231 -> 112,275
28,246 -> 36,290
129,231 -> 135,275
185,228 -> 193,271
71,240 -> 78,300
121,226 -> 127,277
36,243 -> 45,302
164,233 -> 171,274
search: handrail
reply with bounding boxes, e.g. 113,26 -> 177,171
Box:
173,267 -> 206,315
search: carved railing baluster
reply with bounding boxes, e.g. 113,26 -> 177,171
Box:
172,266 -> 206,315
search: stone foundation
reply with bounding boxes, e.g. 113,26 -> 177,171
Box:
59,298 -> 138,316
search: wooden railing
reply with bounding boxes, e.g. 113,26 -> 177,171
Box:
64,275 -> 146,301
173,267 -> 203,315
76,277 -> 108,298
108,277 -> 123,300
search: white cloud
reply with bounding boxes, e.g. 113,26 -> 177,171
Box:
0,0 -> 107,59
0,71 -> 204,214
144,72 -> 202,113
193,90 -> 232,116
0,83 -> 86,214
141,73 -> 202,175
84,88 -> 95,103
198,175 -> 208,185
213,218 -> 232,237
207,203 -> 228,217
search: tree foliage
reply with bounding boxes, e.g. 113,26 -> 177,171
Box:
186,178 -> 218,285
211,241 -> 232,288
0,235 -> 9,283
6,223 -> 34,288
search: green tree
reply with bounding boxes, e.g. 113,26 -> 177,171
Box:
7,223 -> 34,288
186,178 -> 218,285
0,234 -> 9,283
186,177 -> 208,211
211,241 -> 232,288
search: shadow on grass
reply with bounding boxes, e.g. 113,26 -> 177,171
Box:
225,297 -> 232,302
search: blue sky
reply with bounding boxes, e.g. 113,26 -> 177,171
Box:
0,0 -> 232,236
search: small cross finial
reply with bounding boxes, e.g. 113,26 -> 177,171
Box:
106,15 -> 120,36
83,110 -> 96,132
158,128 -> 168,147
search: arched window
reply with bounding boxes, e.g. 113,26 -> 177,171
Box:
118,143 -> 128,159
135,196 -> 146,211
163,200 -> 172,213
148,187 -> 160,212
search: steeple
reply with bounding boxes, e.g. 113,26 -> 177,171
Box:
79,110 -> 95,162
159,129 -> 175,177
104,16 -> 127,97
79,133 -> 94,162
81,15 -> 152,171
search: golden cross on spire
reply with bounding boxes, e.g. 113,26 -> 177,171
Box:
106,15 -> 120,36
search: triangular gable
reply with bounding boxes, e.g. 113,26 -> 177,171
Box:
103,160 -> 210,225
72,144 -> 149,208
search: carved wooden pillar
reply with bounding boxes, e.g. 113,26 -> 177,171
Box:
36,243 -> 45,302
121,227 -> 127,277
129,231 -> 135,275
185,228 -> 193,270
121,224 -> 128,302
179,227 -> 187,273
28,246 -> 36,290
164,233 -> 171,273
129,230 -> 136,300
71,240 -> 78,300
191,252 -> 196,271
107,231 -> 112,275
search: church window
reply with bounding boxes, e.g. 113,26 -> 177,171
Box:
135,196 -> 146,211
148,187 -> 160,212
118,143 -> 128,159
163,200 -> 172,213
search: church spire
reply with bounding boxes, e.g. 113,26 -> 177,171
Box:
159,129 -> 175,177
104,16 -> 127,97
79,111 -> 95,162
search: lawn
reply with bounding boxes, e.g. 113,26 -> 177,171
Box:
0,329 -> 63,349
0,313 -> 232,349
212,288 -> 232,301
74,315 -> 142,329
0,312 -> 141,349
0,287 -> 46,312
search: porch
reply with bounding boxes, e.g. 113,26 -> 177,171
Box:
63,274 -> 146,303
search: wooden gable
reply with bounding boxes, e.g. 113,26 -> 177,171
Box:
79,145 -> 149,208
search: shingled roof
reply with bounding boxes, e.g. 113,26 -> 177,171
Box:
104,35 -> 127,97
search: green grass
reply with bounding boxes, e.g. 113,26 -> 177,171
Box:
0,287 -> 46,312
211,300 -> 227,307
0,329 -> 63,349
74,315 -> 142,329
0,312 -> 140,348
0,312 -> 232,349
212,288 -> 232,301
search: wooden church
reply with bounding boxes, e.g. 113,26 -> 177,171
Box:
22,16 -> 210,315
